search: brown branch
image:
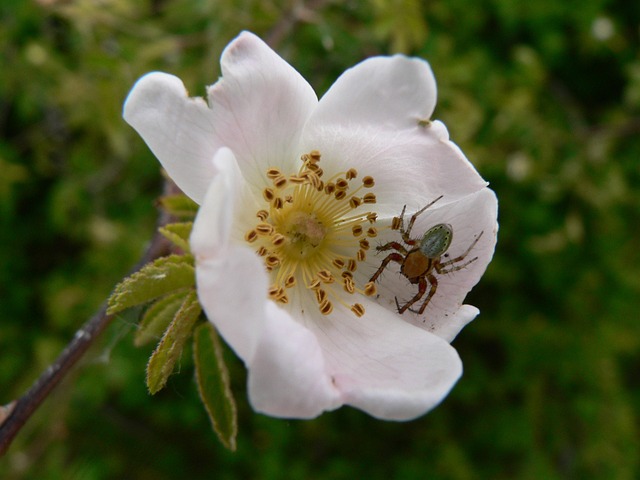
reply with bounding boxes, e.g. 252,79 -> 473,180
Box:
0,183 -> 179,456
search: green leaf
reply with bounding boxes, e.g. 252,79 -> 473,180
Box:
146,290 -> 201,394
134,291 -> 189,347
159,222 -> 193,253
107,254 -> 195,315
158,194 -> 199,218
194,322 -> 238,451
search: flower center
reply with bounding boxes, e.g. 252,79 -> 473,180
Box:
244,150 -> 379,317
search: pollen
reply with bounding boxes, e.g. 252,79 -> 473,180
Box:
244,150 -> 379,317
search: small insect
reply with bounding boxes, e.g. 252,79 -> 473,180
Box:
369,196 -> 483,315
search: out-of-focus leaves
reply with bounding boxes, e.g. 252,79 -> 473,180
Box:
158,194 -> 199,219
193,322 -> 238,451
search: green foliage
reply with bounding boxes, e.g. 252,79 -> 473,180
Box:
158,194 -> 199,219
194,322 -> 238,452
1,0 -> 639,479
159,222 -> 193,253
146,290 -> 201,395
107,254 -> 195,315
134,291 -> 189,347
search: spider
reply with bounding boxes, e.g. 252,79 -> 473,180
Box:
369,196 -> 483,315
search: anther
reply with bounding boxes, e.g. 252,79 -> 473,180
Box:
256,223 -> 274,235
273,197 -> 284,209
315,289 -> 327,304
334,190 -> 347,200
244,230 -> 258,243
347,259 -> 357,272
317,270 -> 334,284
272,233 -> 286,246
366,227 -> 378,238
335,178 -> 349,190
346,168 -> 358,180
349,197 -> 362,209
359,239 -> 370,250
351,303 -> 365,317
364,282 -> 377,296
357,249 -> 366,261
256,246 -> 268,256
319,299 -> 333,315
343,276 -> 355,294
362,176 -> 375,188
266,168 -> 281,178
308,278 -> 321,290
309,150 -> 321,162
263,188 -> 275,202
284,275 -> 296,288
367,213 -> 378,223
256,210 -> 269,221
289,175 -> 305,185
352,225 -> 363,237
363,193 -> 376,204
332,258 -> 345,269
268,285 -> 282,298
324,182 -> 336,194
272,175 -> 288,189
391,217 -> 402,230
265,255 -> 280,268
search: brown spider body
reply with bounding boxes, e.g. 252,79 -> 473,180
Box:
369,197 -> 483,316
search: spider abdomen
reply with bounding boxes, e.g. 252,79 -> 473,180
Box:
419,223 -> 453,259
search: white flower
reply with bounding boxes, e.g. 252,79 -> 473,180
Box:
124,31 -> 498,421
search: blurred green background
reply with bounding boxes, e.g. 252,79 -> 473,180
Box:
1,0 -> 639,478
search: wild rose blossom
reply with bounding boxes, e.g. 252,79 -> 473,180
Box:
124,31 -> 498,420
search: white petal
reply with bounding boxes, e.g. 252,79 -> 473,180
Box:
307,302 -> 462,421
247,303 -> 341,419
191,148 -> 264,362
206,31 -> 318,183
194,246 -> 267,363
304,124 -> 489,219
303,56 -> 486,217
366,188 -> 498,341
123,72 -> 218,203
310,55 -> 437,130
190,148 -> 241,255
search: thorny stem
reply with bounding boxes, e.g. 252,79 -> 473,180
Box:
0,184 -> 177,457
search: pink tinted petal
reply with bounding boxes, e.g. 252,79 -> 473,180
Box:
206,31 -> 318,182
367,188 -> 498,339
308,302 -> 462,421
247,303 -> 341,419
123,72 -> 218,204
310,55 -> 437,131
191,148 -> 264,362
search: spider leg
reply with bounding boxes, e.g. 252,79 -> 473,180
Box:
397,276 -> 428,314
438,230 -> 484,270
369,252 -> 404,283
376,241 -> 408,255
411,273 -> 438,315
402,195 -> 444,243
